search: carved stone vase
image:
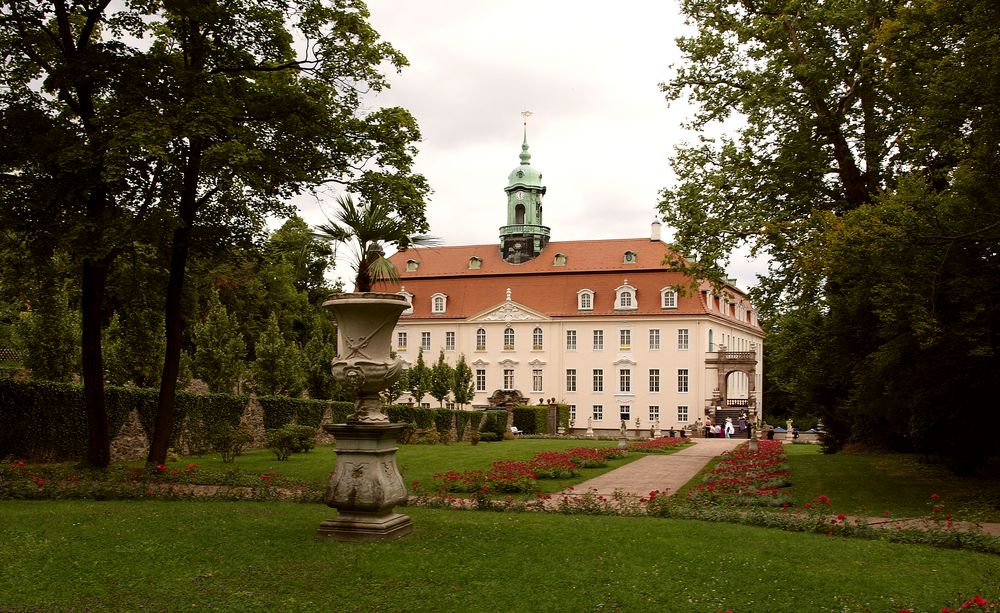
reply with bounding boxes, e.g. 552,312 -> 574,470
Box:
318,292 -> 412,542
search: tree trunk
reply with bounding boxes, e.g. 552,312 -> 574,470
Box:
81,256 -> 111,468
148,151 -> 201,465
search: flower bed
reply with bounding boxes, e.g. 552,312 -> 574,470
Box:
685,440 -> 793,507
628,437 -> 688,453
428,446 -> 629,495
1,458 -> 320,502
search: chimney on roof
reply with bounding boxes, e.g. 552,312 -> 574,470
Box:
651,219 -> 662,242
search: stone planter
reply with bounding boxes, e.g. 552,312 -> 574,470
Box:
324,292 -> 407,423
319,292 -> 412,542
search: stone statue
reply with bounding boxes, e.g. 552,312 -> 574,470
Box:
620,420 -> 627,436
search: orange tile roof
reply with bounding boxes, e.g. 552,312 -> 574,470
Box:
378,238 -> 761,331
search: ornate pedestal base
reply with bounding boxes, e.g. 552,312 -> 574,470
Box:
318,423 -> 412,542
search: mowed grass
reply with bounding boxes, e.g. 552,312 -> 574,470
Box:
2,500 -> 999,612
169,438 -> 651,494
784,444 -> 1000,521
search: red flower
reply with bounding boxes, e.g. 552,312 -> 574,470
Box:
972,595 -> 987,606
836,513 -> 846,521
933,506 -> 942,513
155,464 -> 168,473
12,459 -> 25,469
260,474 -> 271,480
817,495 -> 831,504
930,492 -> 940,500
481,485 -> 489,493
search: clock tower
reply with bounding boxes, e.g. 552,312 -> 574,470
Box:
500,118 -> 550,263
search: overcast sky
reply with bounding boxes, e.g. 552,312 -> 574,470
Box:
296,0 -> 767,290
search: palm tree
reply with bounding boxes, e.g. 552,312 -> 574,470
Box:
314,195 -> 437,292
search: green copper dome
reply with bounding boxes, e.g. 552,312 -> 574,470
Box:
506,130 -> 543,190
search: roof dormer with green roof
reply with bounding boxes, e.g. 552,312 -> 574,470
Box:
500,123 -> 550,263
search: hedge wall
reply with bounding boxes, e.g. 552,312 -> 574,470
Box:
0,379 -> 250,460
512,405 -> 549,434
479,410 -> 509,439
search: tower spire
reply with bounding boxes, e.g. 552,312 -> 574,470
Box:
520,110 -> 533,164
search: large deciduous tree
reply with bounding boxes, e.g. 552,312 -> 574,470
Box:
140,1 -> 428,464
661,0 -> 999,470
1,0 -> 153,466
1,1 -> 429,465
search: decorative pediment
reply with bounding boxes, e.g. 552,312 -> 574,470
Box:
471,358 -> 490,367
498,358 -> 519,367
469,300 -> 550,323
613,356 -> 638,366
528,358 -> 547,366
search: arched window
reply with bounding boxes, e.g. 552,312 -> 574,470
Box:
405,259 -> 419,272
553,253 -> 567,266
431,293 -> 447,314
515,204 -> 525,224
577,289 -> 594,311
615,282 -> 637,311
623,251 -> 637,263
398,289 -> 414,315
503,327 -> 515,351
476,328 -> 486,351
660,288 -> 677,309
532,327 -> 543,351
468,256 -> 482,270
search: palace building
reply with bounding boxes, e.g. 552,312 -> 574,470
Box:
380,130 -> 763,435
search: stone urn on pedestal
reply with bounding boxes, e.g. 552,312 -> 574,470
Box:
317,292 -> 412,542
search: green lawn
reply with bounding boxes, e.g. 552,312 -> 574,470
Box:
168,438 -> 653,494
784,444 -> 1000,522
1,500 -> 998,612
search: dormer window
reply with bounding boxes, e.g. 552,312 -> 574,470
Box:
660,288 -> 677,309
468,256 -> 482,270
577,289 -> 594,311
623,251 -> 637,264
615,282 -> 638,311
431,293 -> 447,314
553,253 -> 567,266
405,259 -> 419,273
398,289 -> 414,315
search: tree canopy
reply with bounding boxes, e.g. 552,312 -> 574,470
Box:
661,0 -> 999,471
1,0 -> 429,465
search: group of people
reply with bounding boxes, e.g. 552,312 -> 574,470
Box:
701,410 -> 752,439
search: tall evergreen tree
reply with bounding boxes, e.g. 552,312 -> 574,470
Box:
250,313 -> 306,398
191,289 -> 246,394
452,354 -> 474,408
429,350 -> 454,408
409,347 -> 431,405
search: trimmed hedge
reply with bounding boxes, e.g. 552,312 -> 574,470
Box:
258,396 -> 331,430
479,410 -> 508,439
512,405 -> 549,434
0,379 -> 249,461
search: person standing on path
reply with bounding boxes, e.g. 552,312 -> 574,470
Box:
724,417 -> 735,439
